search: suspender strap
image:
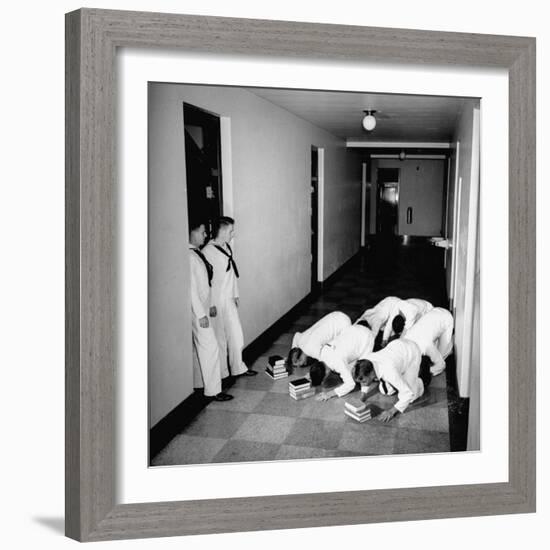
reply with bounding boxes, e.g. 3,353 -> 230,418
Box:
192,248 -> 213,286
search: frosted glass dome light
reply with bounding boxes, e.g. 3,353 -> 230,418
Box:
362,110 -> 377,132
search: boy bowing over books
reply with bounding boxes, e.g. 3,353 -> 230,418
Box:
288,311 -> 352,371
402,307 -> 454,375
352,338 -> 426,422
310,322 -> 375,401
383,298 -> 434,343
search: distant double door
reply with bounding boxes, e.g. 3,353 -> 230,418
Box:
397,160 -> 445,237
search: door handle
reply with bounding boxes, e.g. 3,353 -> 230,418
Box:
430,238 -> 452,249
407,207 -> 413,224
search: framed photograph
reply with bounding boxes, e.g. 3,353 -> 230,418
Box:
65,8 -> 536,542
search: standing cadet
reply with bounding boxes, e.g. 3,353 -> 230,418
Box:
352,338 -> 424,422
310,323 -> 375,401
403,307 -> 454,375
202,216 -> 257,378
189,221 -> 233,401
288,311 -> 352,371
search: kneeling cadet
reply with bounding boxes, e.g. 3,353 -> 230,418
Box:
287,311 -> 352,371
403,307 -> 454,375
310,322 -> 375,401
352,338 -> 427,422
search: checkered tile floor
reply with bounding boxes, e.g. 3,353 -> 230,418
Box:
152,239 -> 452,466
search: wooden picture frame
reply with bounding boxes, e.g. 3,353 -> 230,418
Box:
65,8 -> 536,542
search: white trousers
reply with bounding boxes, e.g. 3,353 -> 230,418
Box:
425,325 -> 454,375
212,299 -> 248,377
191,316 -> 222,397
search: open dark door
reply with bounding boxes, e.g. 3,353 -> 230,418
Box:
183,103 -> 223,237
376,168 -> 400,236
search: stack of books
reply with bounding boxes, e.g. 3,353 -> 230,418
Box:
344,397 -> 372,423
288,377 -> 315,400
265,355 -> 289,380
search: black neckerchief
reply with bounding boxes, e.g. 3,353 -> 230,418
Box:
213,243 -> 239,278
192,248 -> 213,286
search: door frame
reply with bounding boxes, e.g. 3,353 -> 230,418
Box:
182,102 -> 224,236
449,141 -> 461,307
315,148 -> 325,284
310,146 -> 320,291
360,162 -> 368,247
457,105 -> 481,395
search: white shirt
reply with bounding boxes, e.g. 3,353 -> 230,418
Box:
383,298 -> 434,342
202,241 -> 239,307
360,296 -> 401,324
319,324 -> 375,397
403,307 -> 454,354
367,338 -> 422,413
189,245 -> 212,320
406,298 -> 434,317
292,311 -> 351,360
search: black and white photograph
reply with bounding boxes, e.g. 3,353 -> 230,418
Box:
148,83 -> 480,466
2,0 -> 543,544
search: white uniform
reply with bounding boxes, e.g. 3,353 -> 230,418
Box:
189,245 -> 222,397
383,298 -> 434,343
365,338 -> 423,413
356,296 -> 401,340
292,311 -> 351,360
404,307 -> 454,375
319,324 -> 375,398
202,241 -> 248,377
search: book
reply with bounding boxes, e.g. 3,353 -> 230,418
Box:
289,377 -> 311,389
270,365 -> 287,373
344,409 -> 372,423
265,367 -> 288,380
266,366 -> 287,376
290,384 -> 312,392
268,355 -> 286,367
288,388 -> 314,395
266,367 -> 288,374
289,382 -> 310,390
344,397 -> 368,414
290,389 -> 315,400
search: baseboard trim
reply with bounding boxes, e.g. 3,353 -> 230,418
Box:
319,251 -> 362,291
149,377 -> 235,460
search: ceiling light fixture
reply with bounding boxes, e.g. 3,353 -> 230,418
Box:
362,110 -> 377,132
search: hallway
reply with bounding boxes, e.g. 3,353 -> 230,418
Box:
152,238 -> 457,466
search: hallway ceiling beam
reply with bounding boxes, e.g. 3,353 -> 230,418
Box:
347,141 -> 451,148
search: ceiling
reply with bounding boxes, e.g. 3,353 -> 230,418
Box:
247,87 -> 468,143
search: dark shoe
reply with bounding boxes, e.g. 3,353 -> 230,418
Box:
241,369 -> 258,376
213,392 -> 234,401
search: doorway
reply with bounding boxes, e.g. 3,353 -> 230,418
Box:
183,103 -> 223,237
376,168 -> 400,236
311,147 -> 320,292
